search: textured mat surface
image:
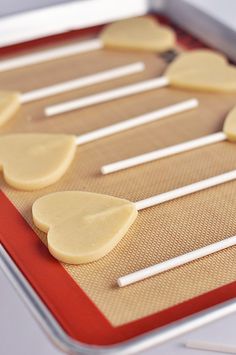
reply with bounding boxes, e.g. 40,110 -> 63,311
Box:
1,42 -> 236,326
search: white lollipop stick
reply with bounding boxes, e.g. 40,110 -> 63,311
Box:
118,169 -> 236,287
118,235 -> 236,287
101,132 -> 227,174
75,99 -> 198,145
45,76 -> 170,116
185,340 -> 236,354
20,62 -> 145,103
135,169 -> 236,210
0,39 -> 102,72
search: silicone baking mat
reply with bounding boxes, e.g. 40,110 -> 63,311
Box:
1,16 -> 236,345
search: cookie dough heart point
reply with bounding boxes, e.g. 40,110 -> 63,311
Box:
0,91 -> 21,127
166,50 -> 236,92
101,17 -> 175,52
223,105 -> 236,142
33,191 -> 138,264
0,134 -> 76,190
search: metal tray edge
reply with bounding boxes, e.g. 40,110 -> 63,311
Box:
1,245 -> 236,354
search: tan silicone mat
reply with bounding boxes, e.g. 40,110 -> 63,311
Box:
1,39 -> 236,327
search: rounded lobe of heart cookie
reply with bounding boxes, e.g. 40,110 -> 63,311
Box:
100,17 -> 175,52
165,50 -> 236,92
0,91 -> 21,127
168,65 -> 236,92
166,50 -> 227,77
0,134 -> 76,190
223,105 -> 236,141
32,191 -> 138,264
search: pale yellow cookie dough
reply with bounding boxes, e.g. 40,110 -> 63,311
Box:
166,50 -> 227,76
0,91 -> 20,127
0,134 -> 76,190
168,65 -> 236,92
33,191 -> 138,264
223,105 -> 236,141
165,50 -> 236,92
100,17 -> 175,52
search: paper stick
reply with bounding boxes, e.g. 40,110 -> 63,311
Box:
135,169 -> 236,210
0,39 -> 102,72
185,340 -> 236,354
101,132 -> 227,174
118,235 -> 236,287
20,62 -> 145,103
45,49 -> 236,116
75,99 -> 198,145
0,99 -> 197,191
45,76 -> 170,116
118,169 -> 236,287
0,17 -> 175,72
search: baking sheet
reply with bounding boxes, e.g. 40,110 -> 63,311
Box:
1,32 -> 236,327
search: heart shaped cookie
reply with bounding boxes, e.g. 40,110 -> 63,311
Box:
100,16 -> 175,52
33,191 -> 138,264
223,105 -> 236,141
0,91 -> 20,127
166,50 -> 227,76
0,134 -> 76,190
165,50 -> 236,92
